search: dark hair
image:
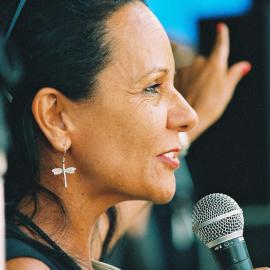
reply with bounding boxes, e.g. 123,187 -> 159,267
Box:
1,0 -> 144,268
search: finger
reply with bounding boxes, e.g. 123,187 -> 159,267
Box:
210,23 -> 230,67
227,61 -> 252,89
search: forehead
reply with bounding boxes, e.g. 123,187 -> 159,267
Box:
105,2 -> 174,79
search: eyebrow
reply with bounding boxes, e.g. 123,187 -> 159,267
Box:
136,68 -> 169,83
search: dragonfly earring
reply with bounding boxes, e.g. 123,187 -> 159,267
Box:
52,146 -> 76,188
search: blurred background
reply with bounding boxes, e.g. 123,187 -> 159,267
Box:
107,0 -> 270,269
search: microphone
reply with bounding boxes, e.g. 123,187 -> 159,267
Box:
192,193 -> 253,270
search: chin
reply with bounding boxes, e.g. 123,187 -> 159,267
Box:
152,190 -> 175,204
147,175 -> 176,204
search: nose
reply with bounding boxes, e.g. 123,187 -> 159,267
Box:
167,89 -> 198,132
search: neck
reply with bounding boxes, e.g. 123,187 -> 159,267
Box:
20,180 -> 120,270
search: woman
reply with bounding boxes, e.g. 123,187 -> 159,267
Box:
3,1 -> 197,269
2,1 -> 267,270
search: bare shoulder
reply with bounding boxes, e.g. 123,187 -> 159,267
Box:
6,257 -> 51,270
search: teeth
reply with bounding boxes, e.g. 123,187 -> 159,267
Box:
164,152 -> 174,159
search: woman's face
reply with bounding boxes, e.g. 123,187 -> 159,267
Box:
70,2 -> 198,204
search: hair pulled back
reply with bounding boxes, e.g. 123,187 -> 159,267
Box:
1,0 -> 144,267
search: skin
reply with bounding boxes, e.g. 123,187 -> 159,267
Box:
111,23 -> 253,247
99,23 -> 253,255
5,3 -> 268,270
94,23 -> 266,270
7,2 -> 198,270
175,23 -> 252,143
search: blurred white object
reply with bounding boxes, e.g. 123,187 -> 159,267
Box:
179,132 -> 190,157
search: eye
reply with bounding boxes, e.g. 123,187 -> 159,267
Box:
143,83 -> 161,95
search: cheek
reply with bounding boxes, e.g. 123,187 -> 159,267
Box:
118,102 -> 167,160
71,99 -> 174,201
113,104 -> 176,199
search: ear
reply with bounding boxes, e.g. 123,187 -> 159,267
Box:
32,87 -> 73,152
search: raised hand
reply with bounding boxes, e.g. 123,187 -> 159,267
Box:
174,23 -> 251,143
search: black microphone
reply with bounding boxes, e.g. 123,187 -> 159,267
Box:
192,193 -> 253,270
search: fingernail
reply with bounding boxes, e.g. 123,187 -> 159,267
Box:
216,22 -> 224,32
242,63 -> 252,76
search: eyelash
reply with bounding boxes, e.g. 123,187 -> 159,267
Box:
144,83 -> 161,94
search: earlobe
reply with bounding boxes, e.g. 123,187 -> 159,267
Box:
32,87 -> 72,152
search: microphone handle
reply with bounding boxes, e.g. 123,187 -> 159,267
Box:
226,259 -> 253,270
210,237 -> 253,270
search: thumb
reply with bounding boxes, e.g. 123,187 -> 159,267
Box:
227,61 -> 252,89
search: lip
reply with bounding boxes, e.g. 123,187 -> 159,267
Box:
157,148 -> 181,169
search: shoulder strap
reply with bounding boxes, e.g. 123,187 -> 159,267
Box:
6,235 -> 60,269
6,218 -> 80,270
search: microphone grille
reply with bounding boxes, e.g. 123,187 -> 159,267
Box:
192,193 -> 244,246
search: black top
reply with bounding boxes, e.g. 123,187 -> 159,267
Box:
6,236 -> 62,269
6,213 -> 121,270
6,211 -> 82,270
6,222 -> 74,270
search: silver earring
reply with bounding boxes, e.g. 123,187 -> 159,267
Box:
52,145 -> 76,188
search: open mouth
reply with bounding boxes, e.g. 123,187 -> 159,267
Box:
157,150 -> 180,169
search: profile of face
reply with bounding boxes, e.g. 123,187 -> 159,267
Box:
37,2 -> 198,205
72,2 -> 198,203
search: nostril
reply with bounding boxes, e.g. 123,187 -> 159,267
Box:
179,110 -> 198,132
181,125 -> 188,130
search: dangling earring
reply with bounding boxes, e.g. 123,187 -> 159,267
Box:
52,145 -> 76,188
